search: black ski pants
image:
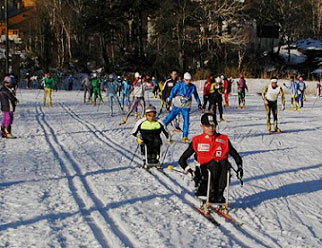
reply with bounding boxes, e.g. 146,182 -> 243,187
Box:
140,133 -> 162,156
209,93 -> 223,119
199,160 -> 230,197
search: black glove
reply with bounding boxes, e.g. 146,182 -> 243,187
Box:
236,165 -> 243,179
198,104 -> 203,112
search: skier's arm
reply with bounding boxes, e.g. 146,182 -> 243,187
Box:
168,83 -> 179,101
261,86 -> 268,100
159,120 -> 170,139
179,143 -> 195,171
193,86 -> 202,105
131,119 -> 145,137
279,87 -> 285,107
228,140 -> 242,167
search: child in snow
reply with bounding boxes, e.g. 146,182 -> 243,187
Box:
297,76 -> 306,108
42,72 -> 54,107
237,73 -> 248,109
105,74 -> 123,115
132,105 -> 172,166
0,76 -> 19,139
261,77 -> 285,132
179,113 -> 243,203
283,76 -> 299,111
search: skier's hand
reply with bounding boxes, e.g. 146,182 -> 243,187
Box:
281,105 -> 285,111
236,165 -> 243,179
136,138 -> 143,145
168,139 -> 174,145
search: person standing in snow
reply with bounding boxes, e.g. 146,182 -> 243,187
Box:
120,72 -> 147,124
179,113 -> 243,203
237,73 -> 248,109
120,76 -> 132,111
163,72 -> 202,143
283,76 -> 299,111
297,76 -> 306,108
81,74 -> 92,103
159,69 -> 178,115
105,74 -> 123,115
66,74 -> 74,91
152,77 -> 159,98
0,76 -> 19,139
209,76 -> 224,122
132,105 -> 172,167
202,77 -> 211,111
221,75 -> 230,108
42,72 -> 54,107
261,77 -> 285,133
91,73 -> 104,106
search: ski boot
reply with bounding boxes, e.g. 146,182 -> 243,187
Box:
275,128 -> 282,133
182,137 -> 190,143
119,117 -> 128,125
2,126 -> 16,139
289,104 -> 294,112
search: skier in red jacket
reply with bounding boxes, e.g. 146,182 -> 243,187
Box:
179,113 -> 243,203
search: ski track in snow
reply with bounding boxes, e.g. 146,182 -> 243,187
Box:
0,89 -> 322,247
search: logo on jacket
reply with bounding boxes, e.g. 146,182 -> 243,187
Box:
198,143 -> 210,151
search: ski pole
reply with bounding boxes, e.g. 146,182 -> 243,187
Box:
160,143 -> 171,166
129,144 -> 140,167
311,96 -> 318,109
230,166 -> 243,186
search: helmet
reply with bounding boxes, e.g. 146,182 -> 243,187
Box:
220,75 -> 225,80
108,74 -> 114,79
215,77 -> 222,83
92,73 -> 97,78
135,72 -> 141,78
145,105 -> 156,114
184,72 -> 192,80
4,76 -> 12,83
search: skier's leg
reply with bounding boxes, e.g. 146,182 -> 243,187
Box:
181,108 -> 190,138
217,160 -> 230,203
217,96 -> 223,120
48,89 -> 53,107
163,106 -> 181,126
43,89 -> 47,106
265,102 -> 271,131
272,101 -> 279,131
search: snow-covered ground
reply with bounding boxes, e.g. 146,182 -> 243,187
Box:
1,86 -> 322,248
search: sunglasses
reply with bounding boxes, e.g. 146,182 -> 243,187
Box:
146,113 -> 156,117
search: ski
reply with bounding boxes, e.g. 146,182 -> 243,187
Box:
209,206 -> 243,226
193,206 -> 220,226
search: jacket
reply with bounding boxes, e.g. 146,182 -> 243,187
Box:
0,86 -> 18,112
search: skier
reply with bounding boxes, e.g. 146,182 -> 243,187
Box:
261,77 -> 285,133
105,74 -> 123,115
237,73 -> 248,109
66,74 -> 74,91
159,70 -> 178,115
42,72 -> 54,107
202,77 -> 211,111
120,72 -> 147,124
179,113 -> 243,203
316,79 -> 321,98
91,73 -> 104,106
163,72 -> 202,143
120,76 -> 132,111
221,75 -> 230,107
283,76 -> 299,111
81,74 -> 92,103
25,73 -> 31,89
152,77 -> 159,98
132,105 -> 172,166
209,76 -> 224,122
297,76 -> 306,108
0,76 -> 19,139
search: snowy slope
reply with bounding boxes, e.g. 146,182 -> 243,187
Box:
1,86 -> 322,248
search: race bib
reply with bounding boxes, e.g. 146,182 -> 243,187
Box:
198,144 -> 210,152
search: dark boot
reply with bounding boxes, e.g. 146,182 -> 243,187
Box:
217,189 -> 226,203
1,126 -> 5,138
3,126 -> 16,139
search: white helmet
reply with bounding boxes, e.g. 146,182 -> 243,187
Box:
145,105 -> 156,114
92,73 -> 97,78
135,72 -> 141,78
184,72 -> 192,80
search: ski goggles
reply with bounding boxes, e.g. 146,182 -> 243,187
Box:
146,112 -> 156,117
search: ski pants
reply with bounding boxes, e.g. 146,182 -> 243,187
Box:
198,160 -> 230,197
238,89 -> 246,106
43,88 -> 52,107
121,93 -> 130,108
141,133 -> 162,156
126,97 -> 145,118
108,94 -> 122,113
2,111 -> 14,127
163,106 -> 190,138
209,93 -> 223,119
202,95 -> 210,111
224,92 -> 229,106
297,92 -> 304,107
93,87 -> 103,104
265,100 -> 278,130
84,86 -> 92,102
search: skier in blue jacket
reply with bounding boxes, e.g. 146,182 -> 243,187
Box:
106,74 -> 123,115
120,76 -> 132,111
297,76 -> 306,108
283,76 -> 299,111
163,72 -> 202,143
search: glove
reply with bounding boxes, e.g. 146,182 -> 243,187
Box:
136,138 -> 143,145
168,139 -> 173,145
236,165 -> 243,179
198,104 -> 203,112
281,105 -> 285,111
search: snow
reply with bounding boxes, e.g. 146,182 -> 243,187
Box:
1,83 -> 322,248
